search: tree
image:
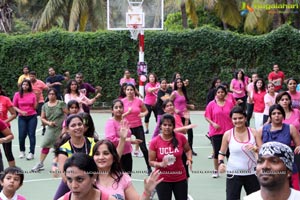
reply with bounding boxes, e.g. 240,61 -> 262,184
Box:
0,0 -> 14,33
18,0 -> 106,32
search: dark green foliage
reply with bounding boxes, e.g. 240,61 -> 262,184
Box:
0,25 -> 299,108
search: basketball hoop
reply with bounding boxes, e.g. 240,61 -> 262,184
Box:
129,26 -> 140,40
126,0 -> 144,40
127,0 -> 144,8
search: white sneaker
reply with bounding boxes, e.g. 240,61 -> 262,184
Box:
26,153 -> 34,160
19,152 -> 25,159
31,163 -> 44,172
212,170 -> 219,178
137,151 -> 144,158
132,150 -> 139,157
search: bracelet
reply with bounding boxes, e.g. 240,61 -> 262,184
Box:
143,191 -> 151,197
187,158 -> 193,164
253,146 -> 258,152
218,160 -> 224,165
218,151 -> 226,156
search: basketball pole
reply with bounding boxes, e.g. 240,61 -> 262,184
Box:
138,30 -> 145,98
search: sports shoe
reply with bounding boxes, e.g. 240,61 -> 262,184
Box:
212,170 -> 219,178
31,163 -> 44,172
192,151 -> 198,156
137,151 -> 144,158
208,154 -> 213,159
19,152 -> 25,159
133,150 -> 139,157
26,153 -> 34,160
145,129 -> 149,134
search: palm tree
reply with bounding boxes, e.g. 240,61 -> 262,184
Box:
203,0 -> 242,29
176,0 -> 198,29
202,0 -> 299,33
18,0 -> 106,32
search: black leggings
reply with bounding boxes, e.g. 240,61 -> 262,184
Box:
130,126 -> 151,170
246,103 -> 254,126
144,104 -> 157,123
120,153 -> 133,176
181,117 -> 194,151
0,132 -> 14,162
226,174 -> 260,200
156,179 -> 188,200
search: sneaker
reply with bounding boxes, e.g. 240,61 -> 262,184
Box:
145,129 -> 149,134
133,150 -> 139,157
19,152 -> 25,159
208,154 -> 213,159
26,153 -> 34,160
212,170 -> 219,178
192,151 -> 198,156
137,151 -> 144,158
31,163 -> 44,172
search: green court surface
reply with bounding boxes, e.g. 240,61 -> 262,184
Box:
7,111 -> 249,200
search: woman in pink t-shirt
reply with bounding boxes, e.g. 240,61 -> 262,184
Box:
205,85 -> 235,178
121,84 -> 152,174
144,73 -> 160,134
64,80 -> 100,113
149,114 -> 192,200
170,78 -> 196,156
276,92 -> 300,132
105,99 -> 142,175
251,78 -> 267,130
275,91 -> 300,188
230,70 -> 247,111
13,79 -> 37,160
58,153 -> 114,200
93,140 -> 162,200
263,83 -> 278,124
0,85 -> 17,167
287,78 -> 300,110
119,70 -> 136,86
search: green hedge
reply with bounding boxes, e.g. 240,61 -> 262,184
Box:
0,25 -> 299,109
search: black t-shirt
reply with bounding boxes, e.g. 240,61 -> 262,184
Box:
156,88 -> 172,115
46,75 -> 65,96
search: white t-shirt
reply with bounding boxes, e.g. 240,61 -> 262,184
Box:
244,189 -> 300,200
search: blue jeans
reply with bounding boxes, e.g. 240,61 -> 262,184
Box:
18,114 -> 37,154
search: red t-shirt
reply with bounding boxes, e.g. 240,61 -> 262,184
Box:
268,71 -> 285,91
0,119 -> 7,132
0,96 -> 13,126
149,133 -> 187,182
253,90 -> 267,113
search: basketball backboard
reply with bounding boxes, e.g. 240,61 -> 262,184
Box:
107,0 -> 164,30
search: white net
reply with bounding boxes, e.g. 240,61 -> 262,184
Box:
127,0 -> 144,8
129,28 -> 140,40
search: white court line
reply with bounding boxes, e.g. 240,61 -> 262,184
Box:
131,178 -> 144,182
24,177 -> 145,183
24,177 -> 61,183
36,127 -> 43,133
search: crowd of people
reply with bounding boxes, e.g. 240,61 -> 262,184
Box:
0,64 -> 299,199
